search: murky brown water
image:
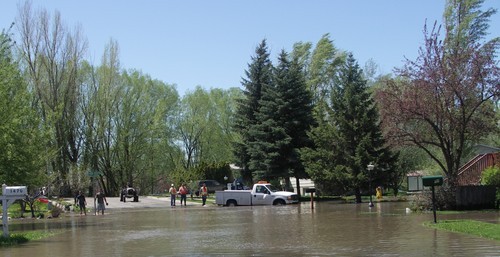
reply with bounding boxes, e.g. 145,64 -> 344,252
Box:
2,202 -> 499,256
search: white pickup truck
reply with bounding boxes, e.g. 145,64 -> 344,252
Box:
215,182 -> 299,206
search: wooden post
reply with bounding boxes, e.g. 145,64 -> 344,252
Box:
305,188 -> 316,209
310,191 -> 314,209
431,185 -> 437,223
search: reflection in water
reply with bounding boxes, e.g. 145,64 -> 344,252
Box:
3,202 -> 499,256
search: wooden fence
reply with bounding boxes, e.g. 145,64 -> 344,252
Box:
455,186 -> 497,210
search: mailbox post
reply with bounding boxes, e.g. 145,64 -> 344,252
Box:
305,188 -> 316,209
422,176 -> 443,223
1,184 -> 28,237
367,164 -> 375,208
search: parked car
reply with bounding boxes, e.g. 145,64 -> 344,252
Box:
194,180 -> 226,196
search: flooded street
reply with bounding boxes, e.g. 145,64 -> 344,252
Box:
2,201 -> 499,256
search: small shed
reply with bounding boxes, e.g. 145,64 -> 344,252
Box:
407,171 -> 425,191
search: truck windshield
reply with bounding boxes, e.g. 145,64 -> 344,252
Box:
266,185 -> 281,192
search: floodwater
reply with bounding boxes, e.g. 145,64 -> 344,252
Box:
2,201 -> 499,256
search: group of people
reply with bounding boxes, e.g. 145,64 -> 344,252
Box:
169,183 -> 208,207
73,182 -> 209,216
74,190 -> 108,216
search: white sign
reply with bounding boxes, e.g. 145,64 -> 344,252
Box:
2,186 -> 27,196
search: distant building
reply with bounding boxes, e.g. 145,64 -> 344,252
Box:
290,178 -> 315,196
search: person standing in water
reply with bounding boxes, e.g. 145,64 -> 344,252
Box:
94,190 -> 108,215
178,183 -> 188,206
169,184 -> 177,207
76,191 -> 87,215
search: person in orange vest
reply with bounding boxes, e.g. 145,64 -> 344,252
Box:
200,183 -> 208,206
169,184 -> 177,207
178,183 -> 188,207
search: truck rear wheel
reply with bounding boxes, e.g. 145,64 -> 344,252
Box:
227,200 -> 237,207
273,199 -> 286,205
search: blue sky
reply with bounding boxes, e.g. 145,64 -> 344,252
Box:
1,1 -> 499,95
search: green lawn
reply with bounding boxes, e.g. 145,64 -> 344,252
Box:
0,201 -> 64,246
425,220 -> 500,241
0,230 -> 59,247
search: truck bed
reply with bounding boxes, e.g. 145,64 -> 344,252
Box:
215,190 -> 252,206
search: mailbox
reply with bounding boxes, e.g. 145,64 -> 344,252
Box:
2,186 -> 27,196
422,176 -> 443,187
305,188 -> 316,193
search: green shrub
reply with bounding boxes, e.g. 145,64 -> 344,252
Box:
481,166 -> 500,186
0,234 -> 29,246
481,165 -> 500,205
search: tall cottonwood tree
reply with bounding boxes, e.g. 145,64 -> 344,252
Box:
125,73 -> 179,194
175,87 -> 213,170
292,34 -> 346,108
80,40 -> 180,196
376,0 -> 499,188
113,71 -> 173,190
0,28 -> 48,187
80,40 -> 123,195
201,88 -> 238,164
17,2 -> 88,195
234,40 -> 273,183
174,87 -> 236,172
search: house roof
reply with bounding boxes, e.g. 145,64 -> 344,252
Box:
474,144 -> 500,154
407,170 -> 426,177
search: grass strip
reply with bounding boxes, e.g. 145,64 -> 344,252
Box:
0,230 -> 59,247
425,219 -> 500,241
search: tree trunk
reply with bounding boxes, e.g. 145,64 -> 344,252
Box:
19,201 -> 26,218
355,188 -> 362,203
295,177 -> 301,196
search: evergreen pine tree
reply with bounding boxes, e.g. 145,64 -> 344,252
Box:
303,54 -> 397,202
233,40 -> 273,183
247,71 -> 290,179
275,51 -> 315,191
248,50 -> 315,185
